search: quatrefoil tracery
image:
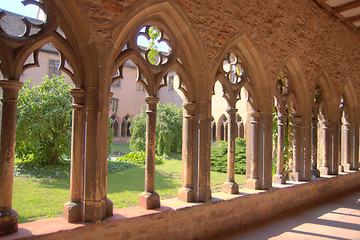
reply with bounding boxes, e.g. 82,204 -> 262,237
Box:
136,26 -> 171,66
223,52 -> 246,85
0,0 -> 47,39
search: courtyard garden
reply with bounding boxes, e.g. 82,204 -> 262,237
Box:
13,142 -> 246,223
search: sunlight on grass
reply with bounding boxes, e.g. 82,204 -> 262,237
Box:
13,153 -> 246,223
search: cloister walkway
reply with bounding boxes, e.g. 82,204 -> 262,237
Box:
211,189 -> 360,240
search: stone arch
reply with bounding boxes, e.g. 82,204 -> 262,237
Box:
281,55 -> 311,117
342,80 -> 359,123
107,1 -> 209,102
213,34 -> 271,112
314,70 -> 339,121
217,114 -> 228,141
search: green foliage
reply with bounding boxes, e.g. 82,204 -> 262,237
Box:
16,76 -> 72,165
115,151 -> 165,167
148,26 -> 161,65
108,118 -> 114,155
210,138 -> 247,174
128,103 -> 183,155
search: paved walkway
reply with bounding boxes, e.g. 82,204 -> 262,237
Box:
209,189 -> 360,240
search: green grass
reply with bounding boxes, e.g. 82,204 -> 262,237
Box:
110,143 -> 131,154
13,153 -> 246,223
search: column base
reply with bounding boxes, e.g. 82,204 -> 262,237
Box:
290,172 -> 301,181
105,198 -> 113,217
63,201 -> 82,223
178,187 -> 195,202
245,178 -> 261,190
339,165 -> 344,172
273,174 -> 286,184
0,209 -> 18,236
139,191 -> 160,209
311,169 -> 320,178
320,167 -> 330,175
222,181 -> 239,194
343,163 -> 351,171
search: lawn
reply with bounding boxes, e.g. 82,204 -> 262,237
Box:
13,147 -> 246,223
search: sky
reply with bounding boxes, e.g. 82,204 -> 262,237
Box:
0,0 -> 39,18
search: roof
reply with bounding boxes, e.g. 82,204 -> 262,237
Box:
314,0 -> 360,30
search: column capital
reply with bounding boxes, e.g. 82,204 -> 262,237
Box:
145,96 -> 159,109
183,102 -> 196,115
225,108 -> 238,115
0,80 -> 23,100
70,88 -> 85,105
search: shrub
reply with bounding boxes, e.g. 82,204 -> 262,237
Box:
16,76 -> 72,165
210,138 -> 246,174
128,103 -> 182,155
115,151 -> 165,167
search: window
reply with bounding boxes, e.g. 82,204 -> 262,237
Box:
49,60 -> 61,76
168,76 -> 174,91
112,79 -> 121,88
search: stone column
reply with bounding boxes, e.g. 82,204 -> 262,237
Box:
338,120 -> 344,172
262,111 -> 273,190
238,121 -> 244,138
303,117 -> 312,181
224,122 -> 228,142
290,117 -> 304,181
222,108 -> 239,194
63,89 -> 85,223
311,117 -> 320,177
139,96 -> 160,209
245,111 -> 261,189
197,111 -> 211,202
273,114 -> 286,184
320,119 -> 332,175
342,121 -> 352,171
331,121 -> 339,175
353,125 -> 359,170
178,102 -> 196,202
0,80 -> 23,235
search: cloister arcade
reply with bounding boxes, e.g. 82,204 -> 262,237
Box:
0,0 -> 359,239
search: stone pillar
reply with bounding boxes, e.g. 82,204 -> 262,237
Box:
331,121 -> 339,175
63,89 -> 85,223
338,120 -> 344,172
178,102 -> 196,202
0,80 -> 23,235
197,110 -> 211,202
290,117 -> 305,181
83,87 -> 111,222
245,111 -> 261,189
273,114 -> 286,184
311,117 -> 320,177
303,117 -> 312,181
238,121 -> 244,138
262,111 -> 273,190
353,125 -> 359,170
222,108 -> 239,194
320,119 -> 332,175
342,121 -> 352,171
139,96 -> 160,209
224,122 -> 228,142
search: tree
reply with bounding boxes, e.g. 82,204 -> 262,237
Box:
128,103 -> 183,155
16,75 -> 72,165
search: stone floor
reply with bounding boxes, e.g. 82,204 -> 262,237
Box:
209,189 -> 360,240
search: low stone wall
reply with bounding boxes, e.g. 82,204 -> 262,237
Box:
2,171 -> 360,240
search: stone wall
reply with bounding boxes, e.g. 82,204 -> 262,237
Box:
4,171 -> 360,240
